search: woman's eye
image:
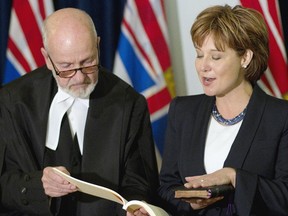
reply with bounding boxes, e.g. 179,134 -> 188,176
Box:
212,56 -> 221,60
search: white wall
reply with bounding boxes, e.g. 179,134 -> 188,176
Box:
165,0 -> 240,96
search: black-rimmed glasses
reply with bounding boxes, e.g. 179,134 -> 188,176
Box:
48,55 -> 100,78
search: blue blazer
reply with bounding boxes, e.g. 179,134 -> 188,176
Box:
159,85 -> 288,216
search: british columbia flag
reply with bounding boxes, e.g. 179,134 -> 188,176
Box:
241,0 -> 288,98
113,0 -> 175,165
3,0 -> 53,84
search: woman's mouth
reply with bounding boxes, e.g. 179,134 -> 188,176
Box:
203,77 -> 215,86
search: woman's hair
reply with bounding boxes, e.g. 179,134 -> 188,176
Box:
191,5 -> 269,83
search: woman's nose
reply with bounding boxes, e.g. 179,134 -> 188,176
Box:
200,58 -> 211,72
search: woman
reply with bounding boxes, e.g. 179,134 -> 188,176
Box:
158,4 -> 288,216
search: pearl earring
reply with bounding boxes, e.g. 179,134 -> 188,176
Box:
243,65 -> 247,69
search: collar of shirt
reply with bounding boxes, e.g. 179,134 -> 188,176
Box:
67,96 -> 89,155
45,88 -> 89,154
56,88 -> 90,107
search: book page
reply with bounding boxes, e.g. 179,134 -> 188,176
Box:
174,184 -> 234,199
52,168 -> 126,205
175,189 -> 210,199
52,168 -> 169,216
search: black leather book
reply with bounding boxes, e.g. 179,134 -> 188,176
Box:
174,184 -> 234,199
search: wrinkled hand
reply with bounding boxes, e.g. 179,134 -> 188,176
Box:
41,166 -> 77,197
126,207 -> 149,216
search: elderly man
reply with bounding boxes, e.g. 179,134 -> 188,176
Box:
0,8 -> 159,216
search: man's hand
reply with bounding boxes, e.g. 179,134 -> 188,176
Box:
126,207 -> 150,216
41,166 -> 77,197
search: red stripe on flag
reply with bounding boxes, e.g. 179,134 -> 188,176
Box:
256,4 -> 288,94
39,0 -> 46,20
134,0 -> 171,72
13,1 -> 45,67
8,37 -> 31,72
147,87 -> 171,114
241,0 -> 288,95
123,19 -> 156,76
268,0 -> 283,38
267,47 -> 288,94
160,0 -> 166,21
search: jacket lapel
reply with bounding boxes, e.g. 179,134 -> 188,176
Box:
185,96 -> 215,175
19,68 -> 58,167
224,85 -> 267,168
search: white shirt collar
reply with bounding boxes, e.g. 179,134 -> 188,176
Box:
46,88 -> 90,155
57,87 -> 90,107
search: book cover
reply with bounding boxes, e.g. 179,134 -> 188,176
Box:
174,184 -> 234,199
52,168 -> 169,216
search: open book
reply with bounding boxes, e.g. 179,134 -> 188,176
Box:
174,184 -> 234,199
52,168 -> 169,216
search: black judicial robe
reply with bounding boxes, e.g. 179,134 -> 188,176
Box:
0,66 -> 159,215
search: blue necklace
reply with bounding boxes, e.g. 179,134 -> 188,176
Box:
212,104 -> 247,126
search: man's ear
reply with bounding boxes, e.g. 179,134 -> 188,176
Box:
41,47 -> 53,71
96,37 -> 101,61
241,49 -> 253,68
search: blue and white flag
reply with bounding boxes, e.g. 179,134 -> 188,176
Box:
113,0 -> 175,167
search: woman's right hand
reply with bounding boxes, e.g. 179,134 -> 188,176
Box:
184,197 -> 224,210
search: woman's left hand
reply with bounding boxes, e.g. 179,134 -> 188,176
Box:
184,197 -> 224,210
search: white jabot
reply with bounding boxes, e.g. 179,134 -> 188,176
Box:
45,88 -> 75,151
46,88 -> 89,155
67,98 -> 89,154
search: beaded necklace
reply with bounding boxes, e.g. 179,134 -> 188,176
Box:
211,104 -> 247,126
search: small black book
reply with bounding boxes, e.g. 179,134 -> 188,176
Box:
174,184 -> 234,199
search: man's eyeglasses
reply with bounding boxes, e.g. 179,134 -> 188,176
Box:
48,55 -> 100,78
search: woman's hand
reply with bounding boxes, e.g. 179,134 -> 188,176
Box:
184,167 -> 236,188
182,167 -> 236,210
184,197 -> 224,210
